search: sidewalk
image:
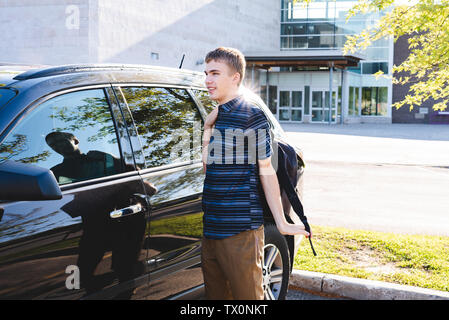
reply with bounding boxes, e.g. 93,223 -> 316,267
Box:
289,270 -> 449,300
281,122 -> 449,300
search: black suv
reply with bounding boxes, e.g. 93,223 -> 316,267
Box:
0,64 -> 305,300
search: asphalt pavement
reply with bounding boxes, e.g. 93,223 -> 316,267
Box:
281,122 -> 449,300
283,122 -> 449,236
283,122 -> 449,167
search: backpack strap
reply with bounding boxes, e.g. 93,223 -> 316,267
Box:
277,142 -> 317,256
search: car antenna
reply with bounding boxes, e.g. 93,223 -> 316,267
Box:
179,54 -> 185,69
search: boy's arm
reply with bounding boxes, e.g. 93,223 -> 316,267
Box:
258,157 -> 310,237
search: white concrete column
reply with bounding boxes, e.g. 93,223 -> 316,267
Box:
341,68 -> 349,124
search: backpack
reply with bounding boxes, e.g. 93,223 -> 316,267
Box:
271,139 -> 317,256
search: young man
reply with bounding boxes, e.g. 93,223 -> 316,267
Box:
201,47 -> 309,300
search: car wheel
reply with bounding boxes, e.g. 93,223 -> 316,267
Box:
263,223 -> 290,300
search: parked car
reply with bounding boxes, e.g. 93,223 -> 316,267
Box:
0,63 -> 305,300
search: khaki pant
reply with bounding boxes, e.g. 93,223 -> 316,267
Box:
201,225 -> 264,300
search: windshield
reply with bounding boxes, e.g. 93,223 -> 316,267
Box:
0,88 -> 17,108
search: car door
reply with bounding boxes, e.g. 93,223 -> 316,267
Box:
114,85 -> 205,299
0,86 -> 150,299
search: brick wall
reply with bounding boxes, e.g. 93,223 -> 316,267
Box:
392,34 -> 444,124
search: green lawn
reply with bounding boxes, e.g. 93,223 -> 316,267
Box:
294,225 -> 449,292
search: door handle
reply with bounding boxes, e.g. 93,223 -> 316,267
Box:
110,203 -> 142,219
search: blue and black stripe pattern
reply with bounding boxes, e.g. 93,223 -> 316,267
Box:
202,95 -> 272,239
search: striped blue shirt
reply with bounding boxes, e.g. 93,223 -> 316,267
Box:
202,95 -> 273,239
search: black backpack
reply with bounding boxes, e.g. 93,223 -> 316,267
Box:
271,139 -> 317,256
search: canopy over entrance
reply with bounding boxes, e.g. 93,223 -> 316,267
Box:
244,50 -> 363,69
244,50 -> 364,124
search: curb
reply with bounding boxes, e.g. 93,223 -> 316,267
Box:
289,269 -> 449,300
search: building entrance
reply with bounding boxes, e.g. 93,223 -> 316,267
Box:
311,89 -> 337,123
278,89 -> 303,122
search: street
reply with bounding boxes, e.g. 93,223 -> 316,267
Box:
301,160 -> 449,236
283,123 -> 449,236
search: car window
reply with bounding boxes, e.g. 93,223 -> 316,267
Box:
120,87 -> 203,168
0,88 -> 122,185
192,89 -> 217,114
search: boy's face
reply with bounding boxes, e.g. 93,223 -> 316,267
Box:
204,59 -> 240,104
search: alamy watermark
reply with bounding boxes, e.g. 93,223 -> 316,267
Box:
169,120 -> 278,170
65,5 -> 80,30
65,265 -> 80,290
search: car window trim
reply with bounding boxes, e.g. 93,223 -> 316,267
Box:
104,86 -> 139,172
187,88 -> 209,121
59,169 -> 143,193
137,159 -> 201,177
112,83 -> 191,89
110,85 -> 148,168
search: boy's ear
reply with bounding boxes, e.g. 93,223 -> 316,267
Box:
233,72 -> 241,85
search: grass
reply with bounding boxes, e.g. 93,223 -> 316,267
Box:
294,225 -> 449,292
149,214 -> 449,292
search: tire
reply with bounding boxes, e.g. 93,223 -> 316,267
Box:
263,223 -> 290,300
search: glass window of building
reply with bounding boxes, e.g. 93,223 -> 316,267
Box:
260,85 -> 278,115
362,87 -> 388,116
280,0 -> 390,66
348,86 -> 361,116
280,0 -> 388,54
279,0 -> 391,120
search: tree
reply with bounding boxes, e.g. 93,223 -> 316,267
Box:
297,0 -> 449,112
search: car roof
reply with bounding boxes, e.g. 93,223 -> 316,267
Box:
10,63 -> 205,86
0,63 -> 49,87
2,63 -> 207,96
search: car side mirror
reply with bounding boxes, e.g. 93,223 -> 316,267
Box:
0,160 -> 62,201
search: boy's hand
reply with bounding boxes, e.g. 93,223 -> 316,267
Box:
258,157 -> 311,238
277,223 -> 310,237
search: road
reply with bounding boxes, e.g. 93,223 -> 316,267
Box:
301,160 -> 449,236
283,123 -> 449,237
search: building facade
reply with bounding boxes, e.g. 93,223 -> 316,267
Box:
1,0 -> 429,124
250,0 -> 393,124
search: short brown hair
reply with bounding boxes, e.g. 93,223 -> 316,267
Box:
45,131 -> 76,145
205,47 -> 246,86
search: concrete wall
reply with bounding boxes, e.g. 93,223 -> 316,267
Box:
95,0 -> 280,72
0,0 -> 91,65
0,0 -> 280,70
